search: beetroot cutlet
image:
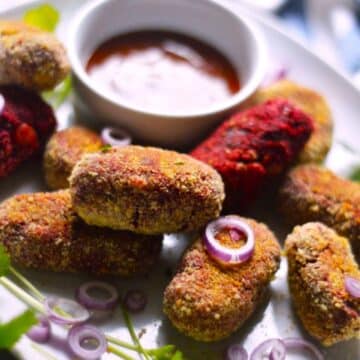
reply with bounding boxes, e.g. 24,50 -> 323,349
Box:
0,85 -> 56,178
191,99 -> 313,210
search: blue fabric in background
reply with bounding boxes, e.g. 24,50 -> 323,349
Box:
275,0 -> 360,74
277,0 -> 309,41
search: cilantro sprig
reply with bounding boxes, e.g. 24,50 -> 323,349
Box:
42,75 -> 72,109
0,244 -> 184,358
0,245 -> 37,349
0,311 -> 37,349
0,245 -> 10,277
23,4 -> 59,32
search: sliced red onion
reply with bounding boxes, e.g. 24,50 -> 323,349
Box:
123,289 -> 147,313
68,324 -> 107,360
250,339 -> 286,360
345,275 -> 360,298
204,216 -> 255,265
0,94 -> 4,115
76,281 -> 119,311
225,344 -> 248,360
45,297 -> 90,326
283,338 -> 324,360
27,316 -> 51,343
101,126 -> 131,147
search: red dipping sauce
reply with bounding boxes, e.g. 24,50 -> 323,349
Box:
86,30 -> 241,113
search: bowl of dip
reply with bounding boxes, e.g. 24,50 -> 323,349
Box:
68,0 -> 266,148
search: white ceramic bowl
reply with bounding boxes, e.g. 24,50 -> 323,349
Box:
68,0 -> 266,148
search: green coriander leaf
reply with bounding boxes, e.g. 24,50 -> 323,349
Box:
171,350 -> 185,360
23,4 -> 59,32
0,244 -> 10,277
121,306 -> 149,359
100,144 -> 112,153
350,167 -> 360,182
0,310 -> 37,349
42,75 -> 72,109
148,345 -> 176,359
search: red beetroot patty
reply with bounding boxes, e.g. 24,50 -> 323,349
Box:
0,85 -> 56,178
191,99 -> 314,210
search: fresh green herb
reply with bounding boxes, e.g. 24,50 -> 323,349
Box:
9,266 -> 44,302
170,350 -> 185,360
0,310 -> 37,349
148,345 -> 176,358
0,252 -> 184,358
350,167 -> 360,182
107,344 -> 135,360
23,4 -> 59,32
174,161 -> 185,166
0,244 -> 10,277
121,305 -> 150,360
42,75 -> 72,109
100,144 -> 112,153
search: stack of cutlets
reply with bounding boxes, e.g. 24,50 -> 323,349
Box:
0,145 -> 225,277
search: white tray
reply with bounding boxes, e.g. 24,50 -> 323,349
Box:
0,1 -> 359,359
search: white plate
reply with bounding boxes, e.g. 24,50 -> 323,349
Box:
0,1 -> 359,359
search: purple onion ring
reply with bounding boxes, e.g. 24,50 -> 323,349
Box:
76,281 -> 119,311
101,126 -> 131,147
26,316 -> 51,343
250,339 -> 286,360
204,216 -> 255,265
44,297 -> 90,326
68,324 -> 107,360
283,337 -> 324,360
0,94 -> 4,116
344,275 -> 360,298
225,344 -> 248,360
123,289 -> 147,313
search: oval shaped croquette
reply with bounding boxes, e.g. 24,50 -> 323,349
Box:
285,222 -> 360,346
0,190 -> 162,276
163,217 -> 280,341
44,126 -> 104,190
249,80 -> 333,163
0,21 -> 70,91
70,146 -> 225,234
279,164 -> 360,257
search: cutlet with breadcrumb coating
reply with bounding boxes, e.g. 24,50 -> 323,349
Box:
70,146 -> 225,235
191,99 -> 313,210
279,164 -> 360,257
248,80 -> 333,163
0,20 -> 70,91
44,126 -> 104,190
163,217 -> 280,342
0,190 -> 162,276
285,222 -> 360,346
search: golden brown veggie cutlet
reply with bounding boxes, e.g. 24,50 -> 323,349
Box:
249,80 -> 333,163
0,190 -> 162,276
70,145 -> 225,235
44,126 -> 104,190
285,222 -> 360,346
279,164 -> 360,257
0,20 -> 70,91
163,217 -> 280,342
